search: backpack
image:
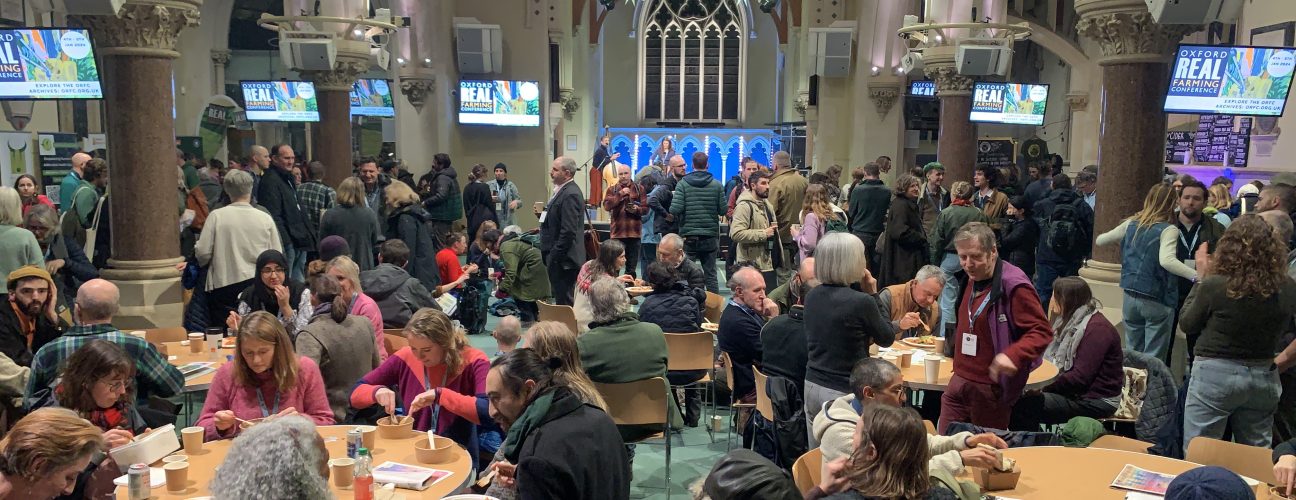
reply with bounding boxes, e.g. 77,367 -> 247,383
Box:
1045,201 -> 1085,257
823,216 -> 849,234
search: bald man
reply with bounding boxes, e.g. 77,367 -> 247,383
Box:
602,164 -> 649,278
768,256 -> 815,314
58,151 -> 93,214
245,144 -> 271,203
26,279 -> 184,412
718,266 -> 779,404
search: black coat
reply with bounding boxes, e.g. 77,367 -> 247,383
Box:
463,181 -> 498,241
1000,217 -> 1039,278
1032,189 -> 1094,265
0,292 -> 62,367
540,181 -> 586,271
879,196 -> 927,288
515,387 -> 630,500
760,305 -> 807,388
320,204 -> 381,271
638,283 -> 704,333
257,166 -> 313,251
385,204 -> 441,289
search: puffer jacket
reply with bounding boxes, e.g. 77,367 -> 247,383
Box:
1124,348 -> 1177,444
499,233 -> 551,302
729,190 -> 781,272
928,204 -> 990,264
638,282 -> 704,333
359,263 -> 438,328
812,394 -> 972,477
668,171 -> 725,237
647,182 -> 678,236
422,167 -> 463,223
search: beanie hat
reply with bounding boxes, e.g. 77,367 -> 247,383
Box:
7,265 -> 52,291
494,162 -> 507,173
1238,183 -> 1261,197
923,162 -> 945,174
319,236 -> 351,262
1165,466 -> 1255,500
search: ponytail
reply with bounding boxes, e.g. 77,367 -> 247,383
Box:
308,272 -> 349,324
329,295 -> 348,323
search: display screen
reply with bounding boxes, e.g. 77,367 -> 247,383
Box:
969,82 -> 1050,126
350,78 -> 394,117
910,80 -> 935,97
458,80 -> 541,127
0,28 -> 101,100
1164,44 -> 1294,117
240,81 -> 320,122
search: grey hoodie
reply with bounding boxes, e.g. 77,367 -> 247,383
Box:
811,394 -> 972,477
359,263 -> 438,328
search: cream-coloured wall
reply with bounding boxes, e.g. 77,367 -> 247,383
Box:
975,49 -> 1071,161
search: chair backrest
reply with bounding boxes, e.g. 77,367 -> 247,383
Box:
752,366 -> 774,419
1090,434 -> 1152,454
383,328 -> 407,339
384,334 -> 409,357
791,448 -> 823,494
594,377 -> 670,428
142,327 -> 187,345
537,301 -> 580,335
1185,436 -> 1278,485
719,351 -> 737,392
924,420 -> 937,435
704,292 -> 724,323
664,332 -> 714,372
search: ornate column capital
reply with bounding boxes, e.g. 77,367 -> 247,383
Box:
210,49 -> 230,66
558,88 -> 580,119
71,1 -> 202,59
1075,0 -> 1199,65
793,91 -> 810,119
399,78 -> 435,110
867,83 -> 901,117
928,66 -> 975,97
300,61 -> 369,92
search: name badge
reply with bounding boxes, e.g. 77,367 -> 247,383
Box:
538,210 -> 548,223
998,314 -> 1008,323
961,332 -> 977,357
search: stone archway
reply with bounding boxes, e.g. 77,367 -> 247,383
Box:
1008,15 -> 1102,169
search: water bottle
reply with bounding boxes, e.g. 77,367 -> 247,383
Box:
353,447 -> 374,500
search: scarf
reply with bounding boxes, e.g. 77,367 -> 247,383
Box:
951,198 -> 972,207
310,301 -> 333,322
501,389 -> 556,463
87,402 -> 131,432
1044,302 -> 1097,372
240,249 -> 306,317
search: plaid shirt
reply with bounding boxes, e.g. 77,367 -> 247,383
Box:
296,180 -> 336,231
602,181 -> 648,239
25,324 -> 184,408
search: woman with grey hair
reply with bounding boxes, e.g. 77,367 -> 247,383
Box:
801,232 -> 894,446
0,186 -> 42,280
576,278 -> 678,440
22,204 -> 97,304
209,415 -> 332,499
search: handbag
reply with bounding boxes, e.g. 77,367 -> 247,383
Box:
84,194 -> 105,261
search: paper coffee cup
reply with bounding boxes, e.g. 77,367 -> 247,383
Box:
181,426 -> 204,454
933,337 -> 947,355
188,333 -> 205,353
164,462 -> 189,492
924,356 -> 942,384
162,454 -> 187,464
358,425 -> 377,450
869,344 -> 879,357
330,458 -> 355,488
899,352 -> 913,368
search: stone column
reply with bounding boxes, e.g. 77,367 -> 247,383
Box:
928,62 -> 977,182
1075,1 -> 1197,283
301,61 -> 366,187
73,1 -> 202,328
210,49 -> 229,95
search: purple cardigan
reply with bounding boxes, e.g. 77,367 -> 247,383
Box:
1047,312 -> 1125,401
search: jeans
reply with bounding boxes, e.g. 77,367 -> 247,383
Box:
616,237 -> 640,278
1034,261 -> 1079,307
285,246 -> 307,283
640,242 -> 657,279
1183,357 -> 1281,455
1122,292 -> 1175,362
803,380 -> 846,448
938,252 -> 961,332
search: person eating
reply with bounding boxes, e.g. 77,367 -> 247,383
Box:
227,249 -> 312,337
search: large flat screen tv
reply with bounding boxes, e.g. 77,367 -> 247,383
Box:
350,78 -> 395,117
241,81 -> 320,122
1164,44 -> 1294,117
458,80 -> 541,127
0,28 -> 102,100
969,82 -> 1049,126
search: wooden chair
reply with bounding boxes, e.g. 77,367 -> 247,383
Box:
1186,436 -> 1279,485
704,291 -> 724,324
752,366 -> 774,422
792,448 -> 823,494
384,334 -> 409,357
664,332 -> 716,441
924,420 -> 937,435
595,377 -> 673,497
1091,434 -> 1153,454
720,351 -> 755,450
383,328 -> 407,338
537,301 -> 580,334
142,327 -> 187,345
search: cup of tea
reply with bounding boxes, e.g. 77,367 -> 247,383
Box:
181,426 -> 204,454
933,337 -> 947,355
329,458 -> 355,488
164,462 -> 189,492
924,356 -> 943,384
899,351 -> 913,368
162,454 -> 187,464
188,333 -> 205,353
533,201 -> 545,213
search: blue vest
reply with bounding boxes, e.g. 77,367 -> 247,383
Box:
1120,222 -> 1179,307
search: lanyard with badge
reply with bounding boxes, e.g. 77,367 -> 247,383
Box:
927,188 -> 944,212
423,367 -> 449,428
256,387 -> 281,418
1180,223 -> 1201,268
962,289 -> 993,357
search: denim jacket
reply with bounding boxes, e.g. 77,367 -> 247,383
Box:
1120,222 -> 1178,307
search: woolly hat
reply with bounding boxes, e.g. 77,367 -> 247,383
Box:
923,162 -> 945,174
6,265 -> 52,291
494,162 -> 507,173
1165,466 -> 1255,500
319,236 -> 351,262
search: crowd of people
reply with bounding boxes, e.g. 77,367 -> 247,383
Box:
2,142 -> 1296,499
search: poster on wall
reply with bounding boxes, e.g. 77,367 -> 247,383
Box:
0,131 -> 31,187
197,103 -> 232,160
1165,131 -> 1196,163
37,132 -> 78,206
1165,44 -> 1295,117
976,139 -> 1017,172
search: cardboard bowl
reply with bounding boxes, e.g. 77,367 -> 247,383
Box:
414,436 -> 454,464
972,466 -> 1021,491
376,415 -> 414,439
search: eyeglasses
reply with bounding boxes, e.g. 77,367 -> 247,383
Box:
99,379 -> 128,391
261,267 -> 286,276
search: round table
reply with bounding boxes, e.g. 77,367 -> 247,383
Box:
114,425 -> 474,499
899,354 -> 1059,391
161,341 -> 232,392
980,446 -> 1204,499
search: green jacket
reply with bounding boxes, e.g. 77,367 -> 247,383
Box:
928,204 -> 990,264
577,312 -> 681,428
768,167 -> 808,242
668,171 -> 725,237
729,190 -> 780,272
499,235 -> 551,302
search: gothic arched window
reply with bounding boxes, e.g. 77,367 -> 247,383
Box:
641,0 -> 745,122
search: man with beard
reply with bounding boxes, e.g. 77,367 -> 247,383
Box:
484,349 -> 629,499
1174,177 -> 1225,363
357,157 -> 389,235
0,266 -> 64,367
602,164 -> 648,278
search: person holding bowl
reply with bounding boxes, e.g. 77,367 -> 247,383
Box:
196,311 -> 334,440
